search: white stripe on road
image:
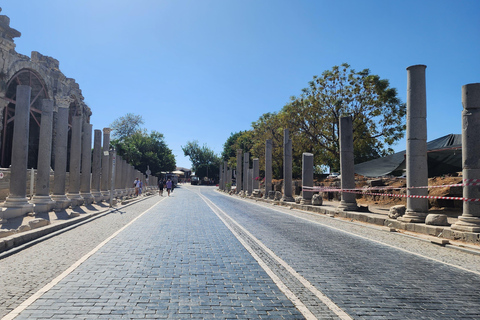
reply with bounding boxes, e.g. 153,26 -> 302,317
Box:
198,192 -> 352,320
2,197 -> 167,320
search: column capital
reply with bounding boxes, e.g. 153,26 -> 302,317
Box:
55,96 -> 74,110
103,127 -> 112,134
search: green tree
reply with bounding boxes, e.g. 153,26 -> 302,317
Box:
282,63 -> 405,171
182,140 -> 221,180
110,113 -> 145,140
112,130 -> 176,176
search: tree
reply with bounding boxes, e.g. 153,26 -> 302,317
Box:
281,63 -> 405,171
112,130 -> 176,176
110,113 -> 145,140
182,140 -> 221,180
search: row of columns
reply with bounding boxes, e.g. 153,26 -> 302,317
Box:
222,65 -> 480,232
0,85 -> 155,222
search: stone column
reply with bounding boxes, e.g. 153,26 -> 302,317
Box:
281,129 -> 294,202
115,155 -> 123,197
91,129 -> 103,202
218,164 -> 223,190
399,65 -> 428,222
31,99 -> 56,213
452,83 -> 480,232
80,122 -> 94,205
248,168 -> 253,195
338,116 -> 358,211
1,85 -> 34,220
253,158 -> 259,190
301,153 -> 314,205
67,115 -> 84,207
101,128 -> 111,201
223,161 -> 228,191
243,152 -> 249,194
51,98 -> 72,210
264,139 -> 273,199
236,149 -> 242,194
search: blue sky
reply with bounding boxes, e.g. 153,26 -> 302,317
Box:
2,0 -> 479,170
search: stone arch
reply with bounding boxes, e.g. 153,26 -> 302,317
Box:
1,68 -> 49,168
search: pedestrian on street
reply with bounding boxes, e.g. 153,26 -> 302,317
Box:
158,179 -> 164,196
134,178 -> 140,196
166,179 -> 172,196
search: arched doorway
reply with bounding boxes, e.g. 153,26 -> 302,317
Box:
2,69 -> 49,168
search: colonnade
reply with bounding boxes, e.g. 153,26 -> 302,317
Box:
219,65 -> 480,231
0,85 -> 157,222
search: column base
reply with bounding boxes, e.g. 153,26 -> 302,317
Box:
51,195 -> 72,210
300,198 -> 312,205
91,191 -> 103,203
281,196 -> 295,202
31,195 -> 56,213
67,193 -> 84,207
397,210 -> 427,223
1,196 -> 35,220
80,193 -> 95,205
451,216 -> 480,233
338,200 -> 358,212
101,191 -> 110,202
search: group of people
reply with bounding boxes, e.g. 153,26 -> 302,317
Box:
133,177 -> 174,197
157,178 -> 173,197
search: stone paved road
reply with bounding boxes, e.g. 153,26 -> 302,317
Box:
3,185 -> 480,319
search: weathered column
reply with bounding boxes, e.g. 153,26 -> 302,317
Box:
218,164 -> 223,190
399,65 -> 428,222
91,129 -> 103,202
80,122 -> 94,205
31,99 -> 56,213
236,149 -> 242,194
264,139 -> 272,199
281,129 -> 294,202
338,116 -> 358,211
248,168 -> 253,195
51,98 -> 72,210
243,152 -> 249,194
121,159 -> 128,196
253,158 -> 259,190
223,161 -> 228,191
101,128 -> 111,201
301,153 -> 314,205
1,85 -> 34,220
67,115 -> 84,206
452,83 -> 480,232
115,155 -> 123,197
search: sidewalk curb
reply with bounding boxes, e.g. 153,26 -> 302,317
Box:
0,195 -> 154,258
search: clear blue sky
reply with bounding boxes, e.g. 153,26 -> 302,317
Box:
2,0 -> 479,170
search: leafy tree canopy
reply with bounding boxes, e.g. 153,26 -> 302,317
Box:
110,113 -> 145,140
182,140 -> 221,179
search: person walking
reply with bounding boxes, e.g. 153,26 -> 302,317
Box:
134,178 -> 140,197
158,179 -> 164,196
166,179 -> 172,197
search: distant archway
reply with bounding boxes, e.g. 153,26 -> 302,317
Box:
2,69 -> 49,168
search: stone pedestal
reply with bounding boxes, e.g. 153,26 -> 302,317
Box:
31,99 -> 56,213
281,129 -> 294,202
51,98 -> 72,210
67,116 -> 84,207
91,129 -> 103,202
80,122 -> 94,205
338,116 -> 358,211
264,139 -> 272,199
452,83 -> 480,232
1,85 -> 34,220
301,153 -> 313,205
236,149 -> 242,194
399,65 -> 428,222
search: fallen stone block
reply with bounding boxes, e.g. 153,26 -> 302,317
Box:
425,214 -> 449,226
28,218 -> 51,230
17,224 -> 31,232
274,191 -> 282,201
0,229 -> 16,238
295,196 -> 302,204
312,194 -> 323,206
268,191 -> 276,200
389,205 -> 406,219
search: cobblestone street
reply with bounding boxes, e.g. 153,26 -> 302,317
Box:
2,186 -> 480,319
